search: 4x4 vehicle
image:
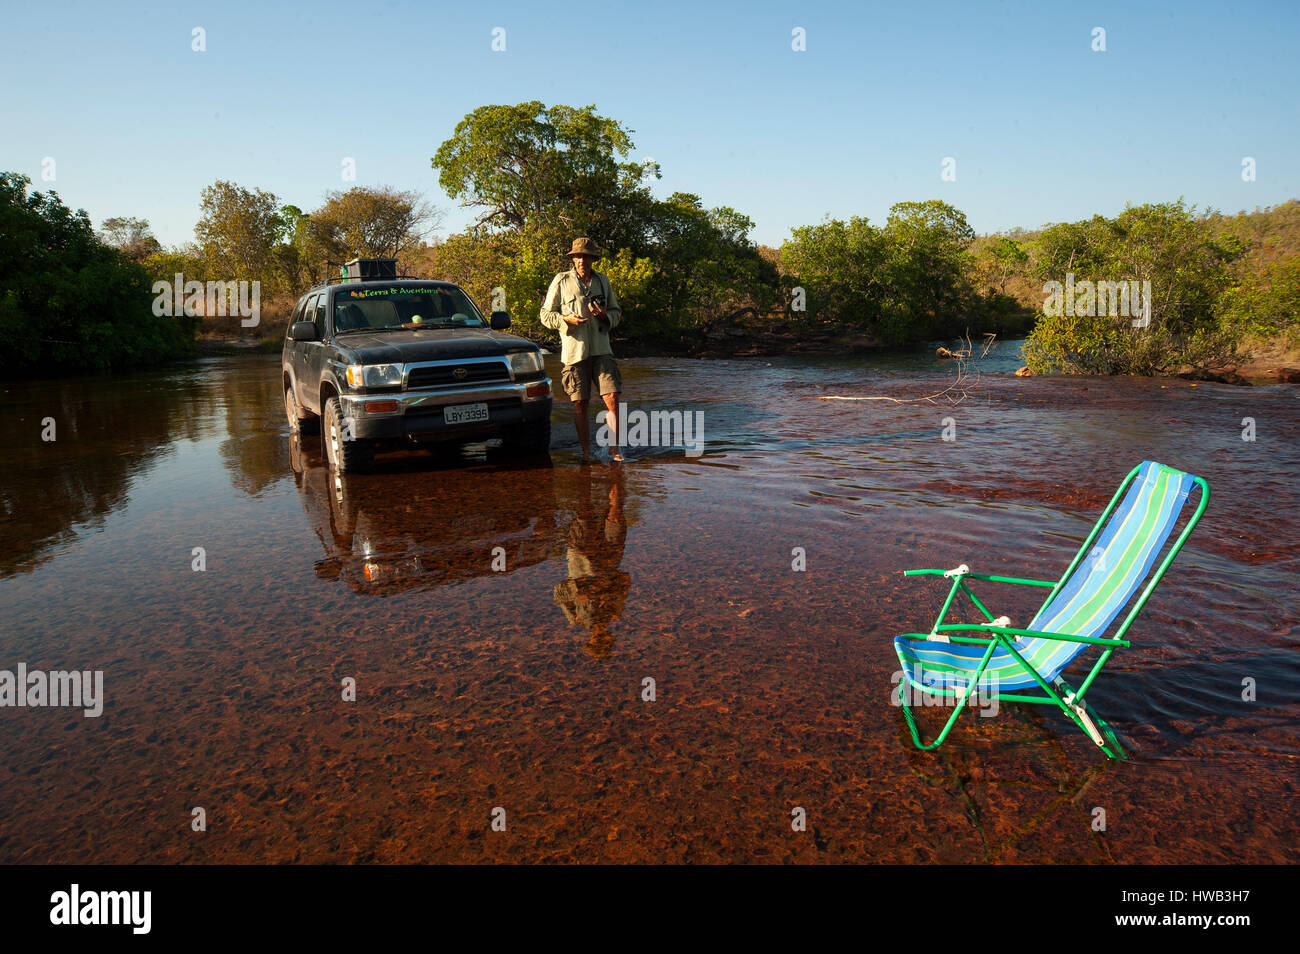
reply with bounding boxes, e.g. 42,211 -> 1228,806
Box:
282,260 -> 553,472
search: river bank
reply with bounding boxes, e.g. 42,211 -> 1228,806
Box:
195,324 -> 1300,386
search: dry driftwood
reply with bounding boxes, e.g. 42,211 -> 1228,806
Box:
819,332 -> 994,406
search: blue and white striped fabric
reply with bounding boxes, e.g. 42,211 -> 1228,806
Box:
895,462 -> 1196,693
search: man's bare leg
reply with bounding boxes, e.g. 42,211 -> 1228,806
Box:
573,398 -> 591,460
603,391 -> 623,462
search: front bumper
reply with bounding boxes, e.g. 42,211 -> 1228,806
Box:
341,378 -> 553,442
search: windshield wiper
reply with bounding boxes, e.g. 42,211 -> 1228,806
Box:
336,326 -> 420,335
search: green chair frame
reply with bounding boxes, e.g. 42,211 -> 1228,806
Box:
894,464 -> 1210,760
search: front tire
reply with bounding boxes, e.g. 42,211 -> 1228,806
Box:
323,396 -> 374,473
285,383 -> 319,435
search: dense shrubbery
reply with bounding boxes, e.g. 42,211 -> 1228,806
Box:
0,173 -> 196,373
423,103 -> 1051,349
780,201 -> 998,345
1011,200 -> 1300,374
8,98 -> 1297,375
1217,242 -> 1300,349
1022,202 -> 1246,375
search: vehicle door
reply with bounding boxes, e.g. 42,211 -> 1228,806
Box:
287,295 -> 309,393
294,293 -> 320,412
301,292 -> 330,412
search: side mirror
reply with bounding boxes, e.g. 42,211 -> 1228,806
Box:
290,321 -> 319,342
490,311 -> 511,330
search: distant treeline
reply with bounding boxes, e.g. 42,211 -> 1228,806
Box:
3,101 -> 1297,374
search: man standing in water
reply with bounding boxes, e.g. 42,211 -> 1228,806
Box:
540,237 -> 625,462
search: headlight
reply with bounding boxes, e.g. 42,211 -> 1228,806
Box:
508,352 -> 543,376
346,364 -> 404,388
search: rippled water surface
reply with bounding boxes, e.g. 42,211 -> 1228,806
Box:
1,346 -> 1297,863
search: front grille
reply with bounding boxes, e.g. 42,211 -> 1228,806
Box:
407,361 -> 510,389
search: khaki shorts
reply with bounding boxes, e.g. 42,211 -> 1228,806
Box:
560,355 -> 622,402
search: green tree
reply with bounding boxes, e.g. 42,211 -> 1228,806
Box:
1025,201 -> 1245,374
426,229 -> 655,340
0,172 -> 194,372
432,101 -> 650,248
878,200 -> 976,341
304,186 -> 441,272
194,180 -> 284,286
781,216 -> 886,328
142,247 -> 208,285
644,193 -> 775,333
972,236 -> 1029,294
780,200 -> 977,344
431,102 -> 776,342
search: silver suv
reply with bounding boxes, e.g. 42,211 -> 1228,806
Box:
282,263 -> 552,472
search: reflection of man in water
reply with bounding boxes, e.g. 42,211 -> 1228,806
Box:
553,468 -> 629,658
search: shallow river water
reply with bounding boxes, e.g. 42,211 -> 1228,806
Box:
1,345 -> 1297,863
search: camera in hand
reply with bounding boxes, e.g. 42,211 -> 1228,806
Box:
583,292 -> 608,325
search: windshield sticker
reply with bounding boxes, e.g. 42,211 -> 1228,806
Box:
339,287 -> 446,299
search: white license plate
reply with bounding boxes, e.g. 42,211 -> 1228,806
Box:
443,403 -> 489,425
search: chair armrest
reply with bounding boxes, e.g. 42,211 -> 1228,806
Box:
904,568 -> 1056,587
962,573 -> 1057,587
936,623 -> 1129,648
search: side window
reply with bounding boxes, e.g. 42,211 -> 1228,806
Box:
314,295 -> 328,337
301,294 -> 318,336
288,296 -> 308,336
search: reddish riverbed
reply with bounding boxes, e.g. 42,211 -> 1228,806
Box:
1,350 -> 1296,863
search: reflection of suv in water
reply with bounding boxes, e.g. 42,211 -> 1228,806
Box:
282,259 -> 552,472
288,432 -> 559,594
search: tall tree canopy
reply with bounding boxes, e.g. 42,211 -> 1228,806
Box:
432,101 -> 647,237
194,180 -> 284,283
430,102 -> 778,338
305,186 -> 439,265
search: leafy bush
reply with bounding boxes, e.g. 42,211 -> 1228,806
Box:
0,172 -> 196,373
779,200 -> 976,344
1024,202 -> 1245,375
1219,255 -> 1300,347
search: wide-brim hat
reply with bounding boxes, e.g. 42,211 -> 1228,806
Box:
566,237 -> 603,259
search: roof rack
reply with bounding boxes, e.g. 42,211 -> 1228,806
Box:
323,257 -> 434,285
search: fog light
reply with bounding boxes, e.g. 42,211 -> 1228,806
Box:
365,400 -> 399,413
525,382 -> 550,398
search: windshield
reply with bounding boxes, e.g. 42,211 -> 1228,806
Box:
333,284 -> 487,333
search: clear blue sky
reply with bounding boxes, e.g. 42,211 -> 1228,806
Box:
3,0 -> 1296,249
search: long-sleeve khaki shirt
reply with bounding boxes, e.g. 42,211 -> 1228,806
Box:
539,268 -> 622,366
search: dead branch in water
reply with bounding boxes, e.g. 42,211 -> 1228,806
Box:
818,331 -> 995,405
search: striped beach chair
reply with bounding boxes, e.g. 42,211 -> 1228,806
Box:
892,461 -> 1210,759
